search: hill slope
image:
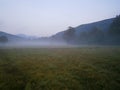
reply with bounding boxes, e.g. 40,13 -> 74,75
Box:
0,31 -> 23,42
52,18 -> 114,39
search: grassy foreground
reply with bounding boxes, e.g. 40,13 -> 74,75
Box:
0,47 -> 120,90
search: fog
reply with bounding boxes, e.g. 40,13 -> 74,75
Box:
0,41 -> 74,48
1,39 -> 119,49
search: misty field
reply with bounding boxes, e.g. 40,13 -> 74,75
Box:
0,47 -> 120,90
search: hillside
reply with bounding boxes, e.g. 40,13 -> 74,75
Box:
51,18 -> 114,40
75,18 -> 113,36
0,31 -> 24,42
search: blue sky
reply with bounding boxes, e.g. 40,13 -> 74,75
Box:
0,0 -> 120,36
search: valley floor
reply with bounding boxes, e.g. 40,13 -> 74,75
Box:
0,46 -> 120,90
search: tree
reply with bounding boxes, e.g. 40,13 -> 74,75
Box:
78,31 -> 88,44
0,36 -> 8,43
63,26 -> 76,43
109,15 -> 120,36
88,27 -> 104,42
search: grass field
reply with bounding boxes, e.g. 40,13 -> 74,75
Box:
0,46 -> 120,90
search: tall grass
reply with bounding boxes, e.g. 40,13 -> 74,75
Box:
0,47 -> 120,90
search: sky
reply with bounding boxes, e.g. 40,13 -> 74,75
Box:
0,0 -> 120,37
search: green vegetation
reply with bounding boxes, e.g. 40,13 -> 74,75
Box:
78,27 -> 104,44
109,15 -> 120,36
63,26 -> 76,44
0,47 -> 120,90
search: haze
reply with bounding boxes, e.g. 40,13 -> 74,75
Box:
0,0 -> 120,36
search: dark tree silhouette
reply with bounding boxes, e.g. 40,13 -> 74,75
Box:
78,27 -> 104,44
108,15 -> 120,44
109,15 -> 120,36
78,31 -> 88,43
63,26 -> 76,43
88,27 -> 104,42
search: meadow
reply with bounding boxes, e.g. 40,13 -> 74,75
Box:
0,46 -> 120,90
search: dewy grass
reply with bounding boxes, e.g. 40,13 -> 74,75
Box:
0,47 -> 120,90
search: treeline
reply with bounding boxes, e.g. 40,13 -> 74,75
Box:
63,15 -> 120,45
